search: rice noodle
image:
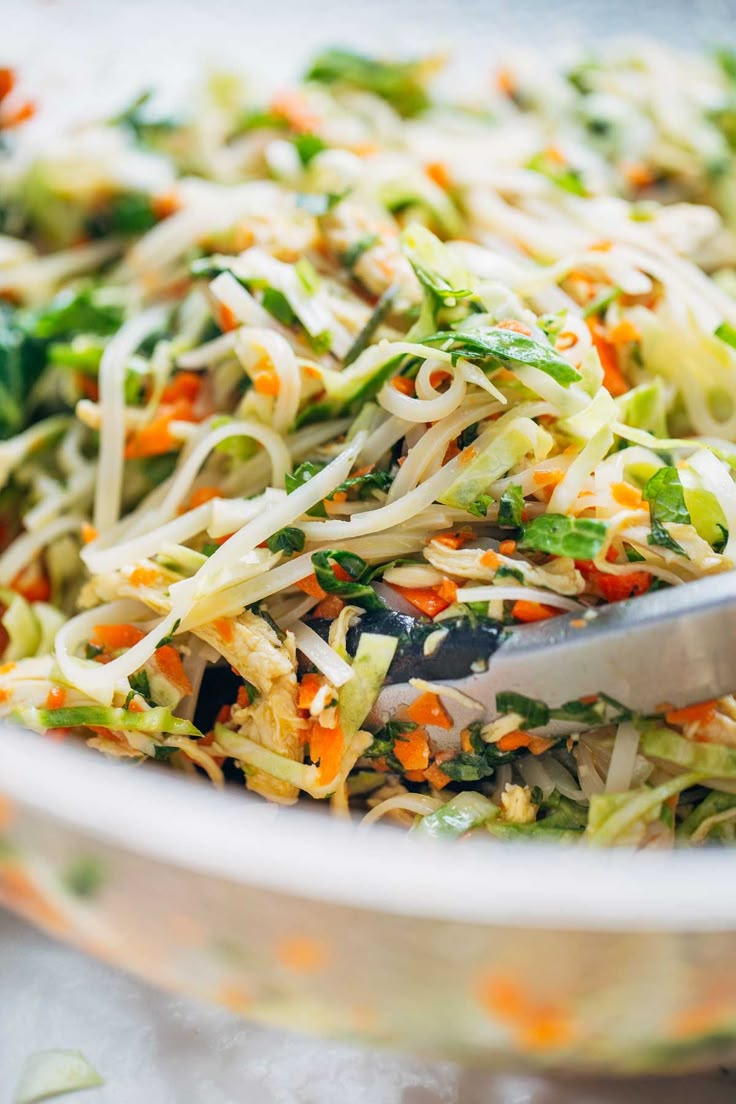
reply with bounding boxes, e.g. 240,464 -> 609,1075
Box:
291,621 -> 355,686
605,721 -> 641,794
361,793 -> 442,826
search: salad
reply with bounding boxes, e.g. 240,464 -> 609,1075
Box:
4,43 -> 736,847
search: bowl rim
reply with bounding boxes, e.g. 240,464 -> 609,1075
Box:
3,726 -> 736,932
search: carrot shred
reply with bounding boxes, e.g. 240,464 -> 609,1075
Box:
296,574 -> 328,600
406,691 -> 453,730
429,369 -> 452,389
391,375 -> 415,396
298,673 -> 322,710
213,617 -> 234,644
665,701 -> 718,727
423,762 -> 451,789
1,100 -> 35,128
437,577 -> 458,604
81,523 -> 98,545
254,370 -> 280,396
532,469 -> 565,489
623,161 -> 655,189
610,482 -> 643,509
45,687 -> 66,710
124,412 -> 179,460
219,303 -> 239,333
609,318 -> 640,345
155,644 -> 192,695
0,662 -> 15,675
587,319 -> 629,397
91,623 -> 145,650
151,190 -> 181,220
310,717 -> 344,783
128,565 -> 160,588
555,331 -> 578,351
498,539 -> 517,556
511,600 -> 560,623
312,594 -> 345,619
269,89 -> 321,133
189,485 -> 221,509
393,726 -> 430,771
12,565 -> 51,604
161,371 -> 201,404
497,729 -> 552,755
480,550 -> 500,570
497,319 -> 532,336
0,68 -> 15,102
433,529 -> 474,550
425,161 -> 451,189
392,585 -> 450,617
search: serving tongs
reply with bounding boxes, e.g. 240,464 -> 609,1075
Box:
348,573 -> 736,748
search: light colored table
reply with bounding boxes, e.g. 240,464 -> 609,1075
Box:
1,909 -> 734,1104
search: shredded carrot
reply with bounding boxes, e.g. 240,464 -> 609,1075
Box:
586,318 -> 629,397
519,1008 -> 574,1050
275,934 -> 328,972
590,239 -> 613,252
254,370 -> 281,396
459,446 -> 477,466
497,318 -> 533,336
555,331 -> 578,351
532,468 -> 565,489
623,161 -> 655,190
0,68 -> 15,101
610,481 -> 643,509
269,89 -> 321,133
91,623 -> 145,650
393,726 -> 430,771
577,560 -> 651,602
155,645 -> 192,695
310,717 -> 344,783
569,618 -> 586,629
407,691 -> 453,730
213,617 -> 234,645
76,374 -> 99,401
127,698 -> 145,713
1,100 -> 35,128
442,439 -> 461,462
477,975 -> 528,1020
298,673 -> 323,710
425,161 -> 451,190
429,368 -> 452,389
392,585 -> 451,618
609,318 -> 640,345
312,594 -> 345,619
497,729 -> 553,755
0,662 -> 15,675
215,705 -> 232,726
498,539 -> 517,556
437,577 -> 458,604
151,190 -> 181,220
496,66 -> 516,97
128,565 -> 160,588
423,762 -> 452,789
511,600 -> 560,623
665,701 -> 718,728
433,529 -> 474,550
543,144 -> 566,166
295,574 -> 328,601
391,375 -> 415,396
45,687 -> 66,710
219,303 -> 239,333
161,371 -> 202,404
81,523 -> 98,544
124,411 -> 179,460
187,486 -> 220,510
480,550 -> 500,570
12,565 -> 51,604
0,687 -> 11,704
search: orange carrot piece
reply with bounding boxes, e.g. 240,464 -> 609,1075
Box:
12,565 -> 51,603
310,718 -> 344,783
298,673 -> 322,710
213,617 -> 234,644
392,585 -> 450,618
609,318 -> 640,345
254,370 -> 280,396
587,319 -> 629,397
497,319 -> 532,336
296,574 -> 328,601
155,645 -> 192,695
91,623 -> 145,650
498,539 -> 517,556
532,469 -> 565,489
391,376 -> 415,396
161,371 -> 201,404
393,726 -> 430,772
128,565 -> 160,588
433,529 -> 474,550
480,550 -> 500,570
437,577 -> 458,604
665,701 -> 718,727
219,303 -> 239,332
189,486 -> 221,509
312,594 -> 345,619
45,687 -> 66,710
407,691 -> 453,730
425,161 -> 451,190
424,762 -> 452,789
0,68 -> 15,101
512,600 -> 560,623
610,482 -> 643,509
81,523 -> 98,544
151,190 -> 181,220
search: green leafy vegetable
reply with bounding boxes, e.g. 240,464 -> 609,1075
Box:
26,704 -> 201,739
292,132 -> 327,165
715,320 -> 736,350
526,151 -> 588,196
343,234 -> 378,268
497,483 -> 524,528
305,47 -> 433,117
364,719 -> 418,772
86,192 -> 157,237
262,287 -> 298,327
62,856 -> 105,899
111,89 -> 179,143
677,790 -> 736,841
412,792 -> 499,839
266,526 -> 306,555
642,466 -> 690,556
587,770 -> 703,846
343,284 -> 397,367
422,328 -> 581,384
495,690 -> 550,729
518,514 -> 608,559
311,550 -> 384,610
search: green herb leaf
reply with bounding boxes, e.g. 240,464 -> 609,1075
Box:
497,483 -> 524,528
239,678 -> 260,705
285,460 -> 327,516
343,284 -> 397,367
311,549 -> 384,610
642,466 -> 690,556
86,192 -> 157,237
422,328 -> 581,385
156,618 -> 181,648
526,150 -> 588,196
519,514 -> 608,559
266,526 -> 306,555
467,494 -> 491,518
715,320 -> 736,350
293,132 -> 327,165
305,48 -> 432,117
62,856 -> 105,899
496,691 -> 550,729
262,287 -> 298,327
343,234 -> 379,269
295,256 -> 320,295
